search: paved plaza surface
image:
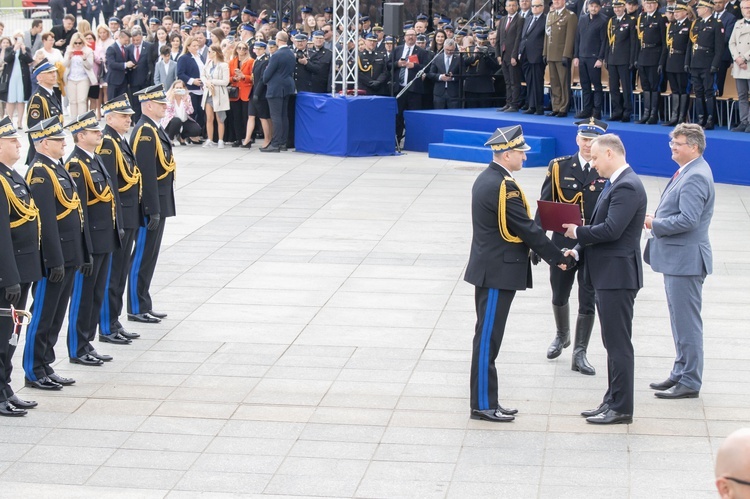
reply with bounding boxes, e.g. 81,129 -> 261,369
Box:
1,143 -> 748,498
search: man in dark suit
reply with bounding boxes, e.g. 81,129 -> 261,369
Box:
391,28 -> 429,144
497,0 -> 524,111
518,1 -> 547,114
465,125 -> 574,423
262,31 -> 296,153
574,0 -> 608,119
106,29 -> 135,101
563,134 -> 647,425
126,27 -> 152,123
428,39 -> 461,108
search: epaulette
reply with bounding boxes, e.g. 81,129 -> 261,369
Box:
551,155 -> 573,164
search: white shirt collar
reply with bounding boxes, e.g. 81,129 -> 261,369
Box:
578,154 -> 591,171
609,164 -> 630,184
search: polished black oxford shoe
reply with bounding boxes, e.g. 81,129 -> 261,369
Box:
654,383 -> 699,399
9,394 -> 37,409
89,350 -> 113,362
70,354 -> 104,366
497,405 -> 518,415
649,378 -> 676,391
147,310 -> 168,319
586,408 -> 632,425
25,377 -> 62,390
48,373 -> 75,385
100,332 -> 133,344
0,401 -> 27,417
581,402 -> 609,418
116,327 -> 140,339
470,409 -> 515,422
127,312 -> 161,323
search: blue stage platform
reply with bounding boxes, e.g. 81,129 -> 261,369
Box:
404,108 -> 750,185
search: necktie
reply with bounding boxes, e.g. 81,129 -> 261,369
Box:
400,46 -> 411,86
506,16 -> 511,30
121,45 -> 125,59
595,179 -> 612,211
526,16 -> 536,35
135,45 -> 140,62
584,162 -> 590,175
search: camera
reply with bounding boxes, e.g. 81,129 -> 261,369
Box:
296,50 -> 306,59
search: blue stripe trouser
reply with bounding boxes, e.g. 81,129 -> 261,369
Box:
68,253 -> 112,358
100,227 -> 136,334
0,282 -> 31,401
23,268 -> 76,381
470,286 -> 516,411
128,217 -> 166,315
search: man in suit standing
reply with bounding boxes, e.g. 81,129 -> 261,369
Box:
497,0 -> 524,111
428,39 -> 461,108
465,125 -> 574,423
106,30 -> 135,101
643,124 -> 715,399
391,28 -> 429,144
544,0 -> 578,117
261,31 -> 296,153
519,1 -> 547,115
574,0 -> 608,119
127,28 -> 152,123
563,133 -> 647,424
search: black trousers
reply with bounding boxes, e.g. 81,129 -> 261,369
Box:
596,288 -> 637,415
128,83 -> 149,123
502,58 -> 522,108
396,89 -> 422,141
128,218 -> 166,315
690,68 -> 716,117
0,282 -> 31,401
101,227 -> 136,334
230,99 -> 249,143
550,262 -> 596,314
286,94 -> 296,148
609,64 -> 633,117
470,286 -> 516,411
433,94 -> 460,109
639,65 -> 660,92
108,82 -> 128,101
23,269 -> 76,381
190,92 -> 206,132
67,253 -> 110,358
522,58 -> 545,112
267,95 -> 290,148
579,57 -> 603,114
464,91 -> 494,108
667,71 -> 689,94
164,117 -> 202,141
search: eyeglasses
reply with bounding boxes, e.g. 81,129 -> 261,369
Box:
726,477 -> 750,487
668,140 -> 688,147
207,19 -> 217,23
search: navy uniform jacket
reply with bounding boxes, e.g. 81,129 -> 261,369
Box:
65,146 -> 121,255
26,153 -> 88,270
0,163 -> 43,287
307,46 -> 332,93
605,14 -> 638,66
635,12 -> 668,66
131,115 -> 176,219
575,12 -> 608,59
574,167 -> 647,290
463,50 -> 499,94
464,162 -> 564,290
25,86 -> 63,165
293,48 -> 315,92
389,44 -> 430,93
536,155 -> 607,250
664,18 -> 692,72
251,55 -> 269,100
98,124 -> 142,230
687,17 -> 725,69
358,49 -> 390,96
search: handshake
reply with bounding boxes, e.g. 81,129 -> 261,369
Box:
530,249 -> 577,271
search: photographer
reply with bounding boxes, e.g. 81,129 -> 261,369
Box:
463,36 -> 499,108
162,79 -> 202,145
62,33 -> 97,119
0,33 -> 32,129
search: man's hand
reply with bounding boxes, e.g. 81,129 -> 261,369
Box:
298,56 -> 308,65
529,251 -> 540,265
594,59 -> 602,68
558,252 -> 577,271
147,214 -> 160,231
511,57 -> 517,66
4,284 -> 21,305
657,65 -> 663,75
562,223 -> 579,239
684,64 -> 690,73
80,261 -> 94,277
562,57 -> 570,68
48,266 -> 65,283
644,214 -> 654,230
710,66 -> 719,74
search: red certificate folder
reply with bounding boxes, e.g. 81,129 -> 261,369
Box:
537,200 -> 583,234
407,54 -> 419,64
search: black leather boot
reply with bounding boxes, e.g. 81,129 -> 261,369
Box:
571,314 -> 596,375
547,304 -> 570,359
663,94 -> 679,126
704,96 -> 716,130
678,94 -> 690,123
647,92 -> 659,124
636,92 -> 651,124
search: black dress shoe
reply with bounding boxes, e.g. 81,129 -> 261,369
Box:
89,349 -> 113,362
607,115 -> 622,122
232,140 -> 241,147
241,141 -> 252,149
497,404 -> 518,415
280,145 -> 289,151
621,115 -> 631,123
0,401 -> 27,417
70,354 -> 104,366
654,383 -> 699,399
556,112 -> 568,118
545,111 -> 559,117
9,394 -> 37,408
523,108 -> 536,115
504,106 -> 519,113
535,109 -> 545,115
99,332 -> 132,344
586,408 -> 632,425
470,409 -> 515,422
48,372 -> 76,385
128,313 -> 161,323
25,377 -> 63,390
575,111 -> 592,119
116,327 -> 140,339
581,402 -> 609,418
148,310 -> 168,319
649,378 -> 676,391
260,146 -> 280,152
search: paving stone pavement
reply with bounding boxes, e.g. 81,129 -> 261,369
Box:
1,142 -> 748,498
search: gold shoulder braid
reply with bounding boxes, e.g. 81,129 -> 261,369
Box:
608,18 -> 616,51
67,158 -> 116,224
498,177 -> 531,244
551,160 -> 585,221
0,175 -> 41,247
636,14 -> 644,47
357,55 -> 373,74
98,135 -> 142,200
26,163 -> 84,230
131,123 -> 176,180
689,20 -> 698,52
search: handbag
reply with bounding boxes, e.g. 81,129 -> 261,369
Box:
0,73 -> 8,94
227,85 -> 239,99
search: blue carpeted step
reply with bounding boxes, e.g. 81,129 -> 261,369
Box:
428,129 -> 556,166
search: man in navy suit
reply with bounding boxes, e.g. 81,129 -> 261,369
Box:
428,39 -> 461,108
496,0 -> 524,111
518,1 -> 546,115
126,27 -> 152,123
391,28 -> 429,144
261,31 -> 296,153
106,29 -> 134,100
563,134 -> 647,425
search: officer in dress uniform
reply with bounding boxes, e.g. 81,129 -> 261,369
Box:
128,84 -> 175,323
23,116 -> 88,391
309,31 -> 333,93
663,0 -> 694,125
688,0 -> 725,129
535,119 -> 609,375
574,0 -> 608,119
64,112 -> 123,367
465,125 -> 574,423
0,117 -> 43,416
605,0 -> 638,121
359,33 -> 390,95
98,95 -> 142,344
25,59 -> 63,167
635,0 -> 668,124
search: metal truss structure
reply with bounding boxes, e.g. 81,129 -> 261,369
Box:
275,0 -> 296,27
331,0 -> 360,95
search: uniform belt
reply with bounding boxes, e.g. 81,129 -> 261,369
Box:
670,49 -> 685,54
694,45 -> 710,51
642,43 -> 659,48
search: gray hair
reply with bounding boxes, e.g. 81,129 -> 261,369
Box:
592,133 -> 626,158
444,38 -> 456,48
130,27 -> 142,36
670,123 -> 705,154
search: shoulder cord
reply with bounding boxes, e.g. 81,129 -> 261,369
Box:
498,178 -> 531,244
26,163 -> 83,229
67,158 -> 116,223
131,123 -> 176,180
98,135 -> 142,199
0,175 -> 41,247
